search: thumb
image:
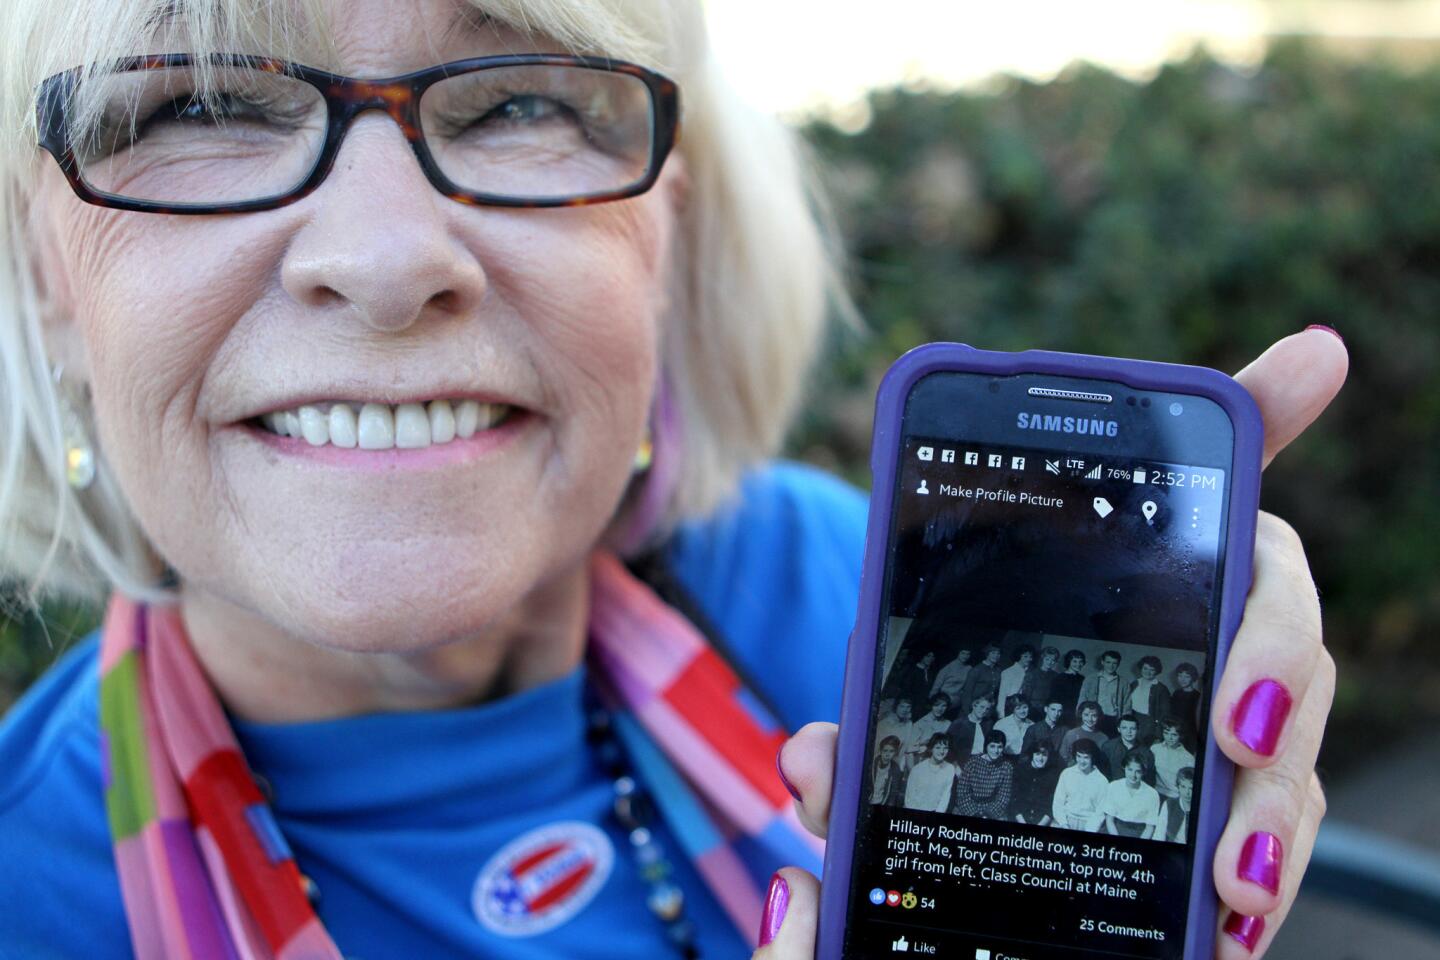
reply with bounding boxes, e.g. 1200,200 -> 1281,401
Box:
752,867 -> 820,958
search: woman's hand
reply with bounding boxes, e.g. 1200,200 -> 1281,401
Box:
758,328 -> 1349,959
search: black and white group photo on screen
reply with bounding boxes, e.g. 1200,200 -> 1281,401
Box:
869,619 -> 1208,844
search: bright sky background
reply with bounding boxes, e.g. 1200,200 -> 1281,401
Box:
705,0 -> 1440,119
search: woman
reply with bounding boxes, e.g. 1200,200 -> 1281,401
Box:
1128,655 -> 1172,744
1102,752 -> 1164,839
1059,701 -> 1110,763
897,651 -> 938,718
903,734 -> 958,814
868,736 -> 906,806
1011,743 -> 1060,826
875,697 -> 918,769
1051,649 -> 1088,715
1171,662 -> 1205,750
1051,739 -> 1110,833
995,645 -> 1033,717
929,646 -> 973,717
992,695 -> 1035,755
1151,718 -> 1198,800
0,0 -> 1345,956
953,730 -> 1013,820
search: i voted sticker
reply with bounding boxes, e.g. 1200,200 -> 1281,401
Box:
473,821 -> 614,937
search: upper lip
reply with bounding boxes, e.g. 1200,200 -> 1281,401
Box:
231,386 -> 527,424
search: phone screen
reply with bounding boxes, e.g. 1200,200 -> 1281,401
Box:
841,372 -> 1235,959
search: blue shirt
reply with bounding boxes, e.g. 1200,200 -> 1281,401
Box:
0,462 -> 867,959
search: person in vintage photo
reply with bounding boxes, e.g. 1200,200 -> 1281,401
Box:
1022,697 -> 1070,759
869,736 -> 907,806
993,697 -> 1035,755
996,645 -> 1034,717
910,693 -> 953,764
1052,738 -> 1109,832
887,649 -> 938,714
1027,646 -> 1062,713
1102,714 -> 1156,785
959,644 -> 1003,716
1102,752 -> 1164,839
953,731 -> 1014,820
903,733 -> 959,813
930,647 -> 973,717
1052,649 -> 1088,714
1060,701 -> 1110,763
1170,662 -> 1204,750
1080,649 -> 1127,734
947,693 -> 996,758
1129,655 -> 1173,743
1011,743 -> 1060,827
1151,718 -> 1197,800
876,697 -> 918,771
1156,766 -> 1195,843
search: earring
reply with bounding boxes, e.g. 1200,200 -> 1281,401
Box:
632,425 -> 654,473
51,362 -> 96,490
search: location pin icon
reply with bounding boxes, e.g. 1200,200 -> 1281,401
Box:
1141,501 -> 1158,524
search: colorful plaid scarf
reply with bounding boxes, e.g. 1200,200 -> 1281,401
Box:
99,551 -> 823,959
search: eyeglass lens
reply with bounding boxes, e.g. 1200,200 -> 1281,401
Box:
67,62 -> 657,206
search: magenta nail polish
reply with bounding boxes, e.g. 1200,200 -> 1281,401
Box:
776,747 -> 802,803
1238,832 -> 1283,894
758,872 -> 789,946
1231,679 -> 1292,756
1223,911 -> 1265,952
1305,324 -> 1344,344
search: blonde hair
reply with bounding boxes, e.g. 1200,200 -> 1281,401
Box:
0,0 -> 851,618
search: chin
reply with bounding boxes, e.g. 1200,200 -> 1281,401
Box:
267,559 -> 537,654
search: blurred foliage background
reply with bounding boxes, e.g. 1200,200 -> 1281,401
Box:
4,41 -> 1438,779
786,40 -> 1438,775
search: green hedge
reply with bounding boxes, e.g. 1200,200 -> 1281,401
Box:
4,42 -> 1436,772
792,41 -> 1440,770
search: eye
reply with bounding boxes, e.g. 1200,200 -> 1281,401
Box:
485,94 -> 570,125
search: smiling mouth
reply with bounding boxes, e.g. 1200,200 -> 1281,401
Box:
246,398 -> 515,451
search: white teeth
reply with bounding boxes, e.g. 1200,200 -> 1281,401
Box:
429,399 -> 456,444
258,398 -> 510,449
394,403 -> 430,449
298,405 -> 329,446
455,400 -> 480,438
328,404 -> 358,448
357,403 -> 395,450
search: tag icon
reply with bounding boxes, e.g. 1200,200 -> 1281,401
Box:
1092,497 -> 1114,518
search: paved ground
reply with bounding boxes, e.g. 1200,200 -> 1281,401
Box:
1268,733 -> 1440,959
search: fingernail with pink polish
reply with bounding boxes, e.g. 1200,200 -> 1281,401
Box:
1238,832 -> 1283,894
1224,911 -> 1265,952
1231,679 -> 1292,756
759,872 -> 789,946
1305,324 -> 1344,344
776,747 -> 802,803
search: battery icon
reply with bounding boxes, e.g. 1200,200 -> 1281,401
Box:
1133,469 -> 1148,484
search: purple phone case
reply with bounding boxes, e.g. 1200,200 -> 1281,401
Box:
817,342 -> 1264,960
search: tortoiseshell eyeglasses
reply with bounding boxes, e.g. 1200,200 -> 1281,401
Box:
35,53 -> 681,215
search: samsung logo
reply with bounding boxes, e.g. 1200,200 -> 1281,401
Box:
1016,413 -> 1119,436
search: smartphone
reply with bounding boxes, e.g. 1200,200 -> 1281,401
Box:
817,343 -> 1263,960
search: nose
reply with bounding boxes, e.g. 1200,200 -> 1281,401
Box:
280,113 -> 487,332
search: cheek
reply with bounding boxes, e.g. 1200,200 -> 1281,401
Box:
55,202 -> 279,563
480,204 -> 667,445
